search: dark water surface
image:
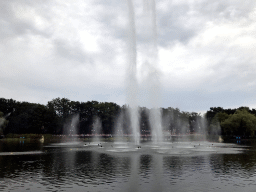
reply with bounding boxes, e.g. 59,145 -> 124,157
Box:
0,140 -> 256,192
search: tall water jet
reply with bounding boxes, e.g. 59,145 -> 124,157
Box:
114,111 -> 124,136
70,114 -> 79,136
162,109 -> 172,140
198,114 -> 207,141
143,0 -> 163,143
126,0 -> 140,145
92,116 -> 102,144
114,111 -> 125,142
63,114 -> 79,142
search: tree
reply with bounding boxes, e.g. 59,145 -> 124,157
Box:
176,111 -> 189,134
221,109 -> 256,136
47,98 -> 72,119
205,107 -> 224,127
209,112 -> 229,135
189,112 -> 204,133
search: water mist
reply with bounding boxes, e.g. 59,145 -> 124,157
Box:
126,0 -> 140,145
143,0 -> 163,143
63,114 -> 79,135
92,116 -> 103,144
125,0 -> 163,144
114,111 -> 125,142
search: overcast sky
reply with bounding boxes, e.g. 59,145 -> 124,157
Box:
1,0 -> 256,113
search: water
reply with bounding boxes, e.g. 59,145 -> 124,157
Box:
126,0 -> 164,144
142,0 -> 163,143
114,112 -> 125,142
126,0 -> 140,145
92,116 -> 103,144
0,140 -> 256,192
63,114 -> 79,136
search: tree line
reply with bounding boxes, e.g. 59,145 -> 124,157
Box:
206,107 -> 256,137
1,97 -> 256,137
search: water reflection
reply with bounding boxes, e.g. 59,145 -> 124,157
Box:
0,140 -> 43,152
209,153 -> 256,179
151,155 -> 163,192
0,142 -> 256,191
127,154 -> 139,192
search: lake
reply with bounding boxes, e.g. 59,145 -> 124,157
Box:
0,140 -> 256,192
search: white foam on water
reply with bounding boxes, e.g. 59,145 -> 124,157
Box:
106,148 -> 138,153
115,146 -> 130,149
51,142 -> 81,146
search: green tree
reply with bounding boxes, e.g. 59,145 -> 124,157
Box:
221,109 -> 256,136
209,112 -> 229,135
97,102 -> 120,134
205,107 -> 224,127
47,98 -> 72,119
189,112 -> 205,133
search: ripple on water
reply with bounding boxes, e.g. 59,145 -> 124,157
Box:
0,141 -> 253,192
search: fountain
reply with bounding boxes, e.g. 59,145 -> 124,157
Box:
92,116 -> 103,144
126,0 -> 140,145
126,0 -> 163,145
142,0 -> 163,143
63,113 -> 79,137
114,111 -> 127,143
52,113 -> 81,146
60,1 -> 217,150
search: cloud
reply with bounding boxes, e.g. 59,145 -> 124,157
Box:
0,0 -> 53,41
1,0 -> 256,112
53,39 -> 90,64
157,0 -> 256,47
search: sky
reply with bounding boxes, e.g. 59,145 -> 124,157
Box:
1,0 -> 256,113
